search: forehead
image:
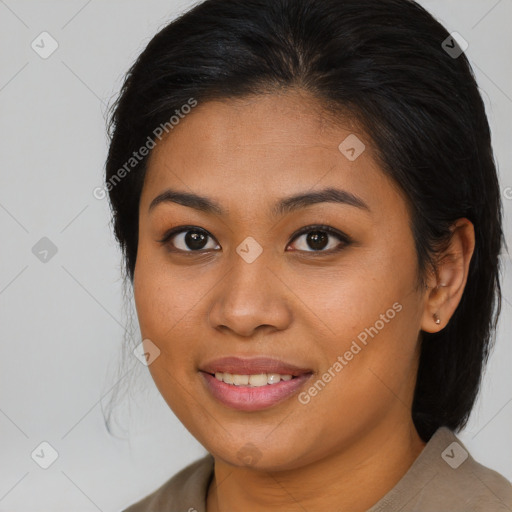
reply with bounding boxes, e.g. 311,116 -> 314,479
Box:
141,91 -> 404,219
148,91 -> 360,163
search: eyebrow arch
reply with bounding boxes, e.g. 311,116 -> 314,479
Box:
148,187 -> 370,216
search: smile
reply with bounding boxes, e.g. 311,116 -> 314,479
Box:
213,372 -> 294,386
200,371 -> 313,411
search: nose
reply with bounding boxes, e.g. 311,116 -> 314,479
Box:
207,256 -> 293,338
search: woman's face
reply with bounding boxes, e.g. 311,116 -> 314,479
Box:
133,90 -> 428,470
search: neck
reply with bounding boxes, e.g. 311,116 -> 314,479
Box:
206,419 -> 426,512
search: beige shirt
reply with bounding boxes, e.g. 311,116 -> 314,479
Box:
123,427 -> 512,511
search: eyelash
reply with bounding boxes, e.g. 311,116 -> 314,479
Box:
158,224 -> 352,256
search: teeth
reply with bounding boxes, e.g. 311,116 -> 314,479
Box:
233,374 -> 249,386
214,372 -> 294,387
249,374 -> 268,387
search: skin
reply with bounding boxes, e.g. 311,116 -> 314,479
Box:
133,89 -> 475,512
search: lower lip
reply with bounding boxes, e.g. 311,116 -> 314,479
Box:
200,372 -> 312,411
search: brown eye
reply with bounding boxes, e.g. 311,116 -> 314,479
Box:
288,225 -> 350,253
160,227 -> 220,252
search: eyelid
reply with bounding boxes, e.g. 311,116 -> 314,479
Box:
158,225 -> 221,251
158,225 -> 211,244
287,224 -> 351,253
158,224 -> 351,253
289,224 -> 350,243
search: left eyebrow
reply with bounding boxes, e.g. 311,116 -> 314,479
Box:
148,186 -> 370,216
273,187 -> 370,216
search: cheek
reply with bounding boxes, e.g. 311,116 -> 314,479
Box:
295,302 -> 421,447
133,259 -> 167,338
133,256 -> 201,413
132,245 -> 207,380
302,242 -> 417,344
299,241 -> 422,407
133,243 -> 193,338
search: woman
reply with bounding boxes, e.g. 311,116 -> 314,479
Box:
105,0 -> 512,510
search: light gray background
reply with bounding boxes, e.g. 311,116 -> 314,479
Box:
0,0 -> 511,510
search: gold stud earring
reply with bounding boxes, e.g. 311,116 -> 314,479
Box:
433,312 -> 441,325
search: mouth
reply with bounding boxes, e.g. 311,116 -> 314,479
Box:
199,356 -> 314,411
199,355 -> 313,377
203,371 -> 299,386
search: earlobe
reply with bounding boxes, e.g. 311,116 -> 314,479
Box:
421,282 -> 447,332
420,218 -> 475,333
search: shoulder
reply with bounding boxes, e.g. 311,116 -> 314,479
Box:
369,427 -> 512,512
436,429 -> 512,511
122,453 -> 215,512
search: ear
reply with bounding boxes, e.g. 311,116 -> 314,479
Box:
420,218 -> 475,333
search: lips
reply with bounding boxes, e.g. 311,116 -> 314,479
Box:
201,371 -> 313,411
199,356 -> 313,377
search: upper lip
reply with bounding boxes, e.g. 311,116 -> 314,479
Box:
200,356 -> 313,376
